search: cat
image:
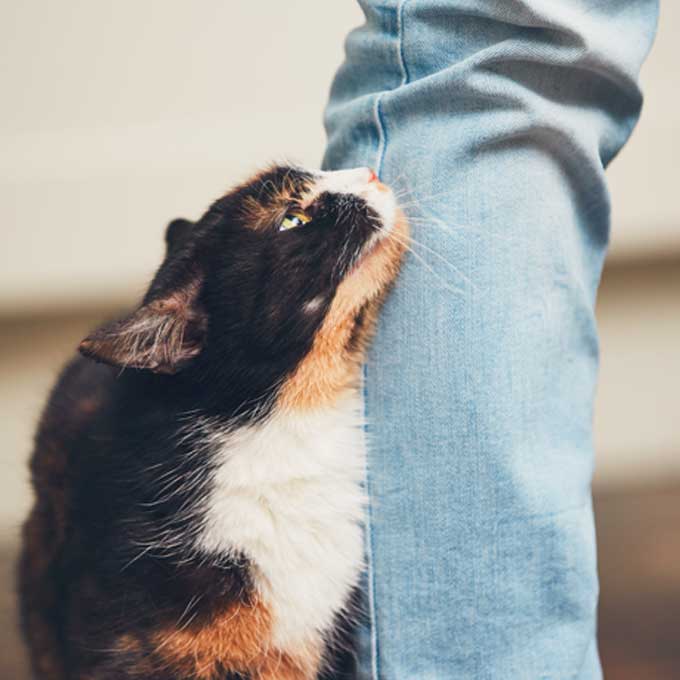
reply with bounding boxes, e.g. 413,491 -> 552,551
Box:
19,165 -> 408,680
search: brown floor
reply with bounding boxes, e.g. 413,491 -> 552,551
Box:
596,485 -> 680,679
0,542 -> 29,678
2,485 -> 679,678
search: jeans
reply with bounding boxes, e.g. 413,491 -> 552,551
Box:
322,2 -> 658,678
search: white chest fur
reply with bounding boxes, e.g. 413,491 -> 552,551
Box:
196,391 -> 366,649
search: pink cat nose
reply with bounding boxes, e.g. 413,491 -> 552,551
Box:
366,168 -> 389,192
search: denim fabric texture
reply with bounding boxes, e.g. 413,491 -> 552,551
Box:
322,2 -> 658,679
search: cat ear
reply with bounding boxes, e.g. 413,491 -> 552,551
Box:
79,279 -> 206,374
165,218 -> 194,254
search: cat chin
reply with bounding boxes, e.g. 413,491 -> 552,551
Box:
276,210 -> 408,413
361,178 -> 399,233
309,166 -> 397,230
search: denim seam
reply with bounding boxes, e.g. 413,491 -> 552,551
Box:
366,6 -> 409,678
373,97 -> 388,179
367,88 -> 385,680
361,364 -> 380,680
367,72 -> 387,680
396,0 -> 410,85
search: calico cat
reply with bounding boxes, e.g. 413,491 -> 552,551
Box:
19,165 -> 408,680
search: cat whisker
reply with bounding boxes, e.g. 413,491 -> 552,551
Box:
377,227 -> 469,298
395,228 -> 479,292
405,213 -> 517,245
120,544 -> 154,572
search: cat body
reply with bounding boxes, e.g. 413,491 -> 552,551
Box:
20,166 -> 407,680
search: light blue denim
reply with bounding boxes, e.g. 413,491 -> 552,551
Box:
322,2 -> 658,678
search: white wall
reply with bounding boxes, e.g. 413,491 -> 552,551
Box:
0,1 -> 362,313
1,2 -> 678,314
606,2 -> 680,261
594,261 -> 680,487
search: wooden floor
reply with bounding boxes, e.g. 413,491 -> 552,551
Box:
2,485 -> 679,678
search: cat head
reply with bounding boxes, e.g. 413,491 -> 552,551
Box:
80,165 -> 407,415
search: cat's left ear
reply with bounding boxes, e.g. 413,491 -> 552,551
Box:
165,217 -> 193,254
79,277 -> 206,374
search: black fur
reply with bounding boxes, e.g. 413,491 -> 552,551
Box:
20,165 -> 385,680
81,166 -> 381,419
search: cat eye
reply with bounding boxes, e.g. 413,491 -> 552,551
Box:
279,211 -> 311,232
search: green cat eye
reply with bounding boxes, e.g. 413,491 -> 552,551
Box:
279,211 -> 311,231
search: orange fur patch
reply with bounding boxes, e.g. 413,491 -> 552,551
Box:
151,599 -> 320,680
278,212 -> 408,411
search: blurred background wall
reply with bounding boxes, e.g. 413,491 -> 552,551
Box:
1,2 -> 678,678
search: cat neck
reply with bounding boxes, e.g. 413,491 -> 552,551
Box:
276,299 -> 376,413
